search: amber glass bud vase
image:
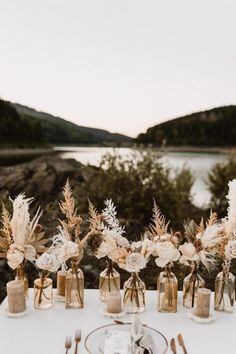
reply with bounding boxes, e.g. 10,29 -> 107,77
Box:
15,263 -> 28,297
214,263 -> 235,313
183,262 -> 205,309
123,272 -> 145,313
99,259 -> 120,302
158,264 -> 178,313
65,262 -> 84,309
34,272 -> 53,310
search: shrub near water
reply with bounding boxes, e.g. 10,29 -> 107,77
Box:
207,157 -> 236,217
76,150 -> 194,231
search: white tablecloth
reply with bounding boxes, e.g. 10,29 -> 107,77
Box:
0,289 -> 235,354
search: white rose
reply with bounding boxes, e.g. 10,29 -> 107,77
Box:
179,242 -> 199,265
160,233 -> 172,242
36,253 -> 59,273
154,241 -> 180,268
105,229 -> 130,248
7,244 -> 24,270
60,241 -> 79,262
96,237 -> 116,259
24,244 -> 36,261
125,252 -> 146,273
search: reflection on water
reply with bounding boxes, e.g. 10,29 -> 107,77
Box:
54,147 -> 228,208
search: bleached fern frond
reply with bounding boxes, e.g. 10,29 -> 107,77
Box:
102,199 -> 125,236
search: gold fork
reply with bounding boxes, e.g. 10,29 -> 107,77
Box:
178,333 -> 187,354
170,338 -> 177,354
65,336 -> 72,354
74,329 -> 81,354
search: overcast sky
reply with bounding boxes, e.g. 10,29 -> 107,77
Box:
0,0 -> 236,137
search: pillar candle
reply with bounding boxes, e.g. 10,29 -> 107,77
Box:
7,280 -> 26,314
195,288 -> 211,318
106,292 -> 122,314
57,270 -> 66,296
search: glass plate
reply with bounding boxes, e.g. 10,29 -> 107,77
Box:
84,322 -> 168,353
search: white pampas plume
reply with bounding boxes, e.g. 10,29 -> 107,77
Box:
226,179 -> 236,238
10,194 -> 33,246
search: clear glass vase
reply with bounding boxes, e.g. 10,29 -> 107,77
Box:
65,265 -> 84,309
34,275 -> 53,310
183,262 -> 205,309
123,272 -> 145,313
15,263 -> 28,297
99,260 -> 120,302
214,263 -> 235,313
158,265 -> 178,313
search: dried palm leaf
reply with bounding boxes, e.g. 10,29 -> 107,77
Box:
206,210 -> 218,227
184,219 -> 199,242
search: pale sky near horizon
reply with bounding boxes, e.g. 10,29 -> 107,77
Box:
0,0 -> 236,137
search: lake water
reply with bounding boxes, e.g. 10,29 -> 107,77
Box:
54,147 -> 228,208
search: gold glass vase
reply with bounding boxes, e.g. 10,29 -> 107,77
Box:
15,263 -> 28,297
34,274 -> 53,310
123,272 -> 145,313
99,259 -> 120,302
65,264 -> 84,309
214,263 -> 235,313
183,262 -> 205,309
158,264 -> 178,313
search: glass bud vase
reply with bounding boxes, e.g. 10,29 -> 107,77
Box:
65,264 -> 84,309
183,262 -> 205,309
123,272 -> 145,313
99,259 -> 120,302
15,263 -> 28,297
34,275 -> 53,310
158,264 -> 178,313
214,263 -> 235,313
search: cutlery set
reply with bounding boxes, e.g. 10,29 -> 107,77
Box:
65,329 -> 81,354
170,333 -> 187,354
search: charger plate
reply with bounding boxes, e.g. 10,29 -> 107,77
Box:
84,322 -> 168,354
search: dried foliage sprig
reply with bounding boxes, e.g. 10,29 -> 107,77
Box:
88,199 -> 103,231
59,179 -> 82,241
148,200 -> 170,239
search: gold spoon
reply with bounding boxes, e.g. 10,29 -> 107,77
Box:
178,333 -> 188,354
170,338 -> 177,354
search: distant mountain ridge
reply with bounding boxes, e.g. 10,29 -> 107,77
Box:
136,106 -> 236,147
12,102 -> 132,145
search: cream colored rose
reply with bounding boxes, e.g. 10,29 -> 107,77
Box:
7,244 -> 24,270
60,241 -> 79,262
104,229 -> 130,248
154,241 -> 180,268
24,244 -> 36,261
179,242 -> 199,265
125,252 -> 146,273
109,247 -> 128,263
96,236 -> 116,259
36,253 -> 59,273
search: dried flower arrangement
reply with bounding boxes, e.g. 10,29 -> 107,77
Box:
214,180 -> 236,312
0,194 -> 47,286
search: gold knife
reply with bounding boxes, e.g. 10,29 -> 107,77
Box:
170,338 -> 177,354
178,333 -> 187,354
